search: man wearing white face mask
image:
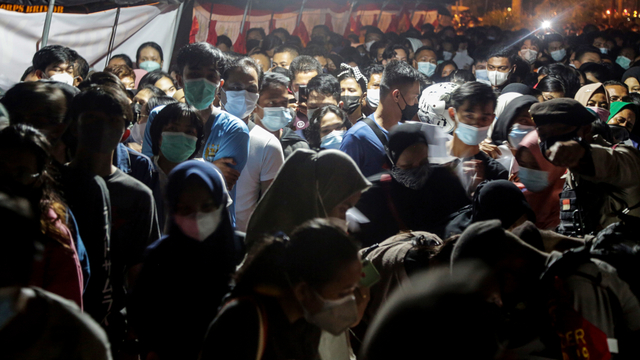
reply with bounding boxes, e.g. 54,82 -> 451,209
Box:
362,64 -> 384,116
222,57 -> 285,232
448,82 -> 509,193
32,45 -> 76,87
486,47 -> 518,92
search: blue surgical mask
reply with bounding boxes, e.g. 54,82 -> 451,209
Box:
616,56 -> 632,70
443,51 -> 453,61
139,61 -> 162,72
320,130 -> 345,150
508,124 -> 536,148
551,49 -> 566,62
221,89 -> 259,119
599,47 -> 608,54
518,167 -> 549,193
455,120 -> 490,146
418,62 -> 437,77
475,69 -> 489,81
261,106 -> 292,131
184,78 -> 218,110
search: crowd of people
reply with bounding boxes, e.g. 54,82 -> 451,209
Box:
3,15 -> 640,360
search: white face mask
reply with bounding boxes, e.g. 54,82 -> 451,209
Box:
488,70 -> 510,87
221,89 -> 259,119
367,88 -> 380,109
173,206 -> 223,241
443,51 -> 453,61
48,72 -> 74,86
130,122 -> 146,144
520,49 -> 538,64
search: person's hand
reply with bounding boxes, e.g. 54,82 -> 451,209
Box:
509,173 -> 520,183
479,138 -> 502,159
545,140 -> 586,168
213,157 -> 240,190
463,159 -> 485,190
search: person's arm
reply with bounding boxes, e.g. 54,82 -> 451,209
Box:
577,144 -> 640,190
209,118 -> 251,190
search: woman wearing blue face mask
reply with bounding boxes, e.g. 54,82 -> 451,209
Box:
304,105 -> 351,150
136,42 -> 164,73
148,102 -> 204,231
201,219 -> 365,360
129,160 -> 238,360
515,131 -> 567,230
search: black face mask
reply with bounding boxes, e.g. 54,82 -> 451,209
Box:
397,92 -> 419,121
538,128 -> 580,162
341,95 -> 361,115
609,124 -> 630,144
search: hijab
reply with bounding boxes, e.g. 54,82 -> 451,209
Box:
574,83 -> 609,107
245,149 -> 371,248
491,95 -> 538,145
519,131 -> 566,230
622,67 -> 640,83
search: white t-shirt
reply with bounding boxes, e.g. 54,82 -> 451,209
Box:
235,125 -> 284,232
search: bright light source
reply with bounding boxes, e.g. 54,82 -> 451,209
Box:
507,7 -> 512,11
542,21 -> 551,28
607,10 -> 611,14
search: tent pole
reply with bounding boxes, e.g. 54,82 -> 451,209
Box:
240,0 -> 252,35
41,0 -> 56,48
378,0 -> 390,25
295,0 -> 307,29
344,1 -> 357,35
105,7 -> 121,69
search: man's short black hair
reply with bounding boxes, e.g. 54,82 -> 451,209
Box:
176,42 -> 226,76
136,42 -> 164,64
216,35 -> 233,49
272,28 -> 290,38
1,82 -> 67,126
110,54 -> 134,69
574,45 -> 601,63
138,84 -> 166,98
301,45 -> 328,58
70,85 -> 133,128
289,55 -> 322,80
487,45 -> 517,66
381,44 -> 410,61
20,66 -> 35,81
247,27 -> 266,40
380,60 -> 421,99
261,72 -> 290,94
363,64 -> 385,82
544,34 -> 564,48
307,74 -> 340,103
369,40 -> 388,61
579,62 -> 612,83
222,56 -> 264,90
273,45 -> 300,58
70,50 -> 90,80
32,45 -> 71,72
414,46 -> 437,59
604,80 -> 628,90
450,81 -> 497,111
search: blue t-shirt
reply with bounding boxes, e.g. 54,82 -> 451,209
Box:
340,114 -> 389,177
202,111 -> 250,227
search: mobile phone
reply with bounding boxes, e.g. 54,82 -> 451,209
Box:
298,85 -> 308,103
360,259 -> 381,287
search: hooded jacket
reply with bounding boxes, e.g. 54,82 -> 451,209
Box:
129,160 -> 237,360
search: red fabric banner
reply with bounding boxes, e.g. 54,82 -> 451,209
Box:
206,20 -> 217,45
233,21 -> 250,53
189,16 -> 199,44
292,20 -> 310,46
324,13 -> 333,32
